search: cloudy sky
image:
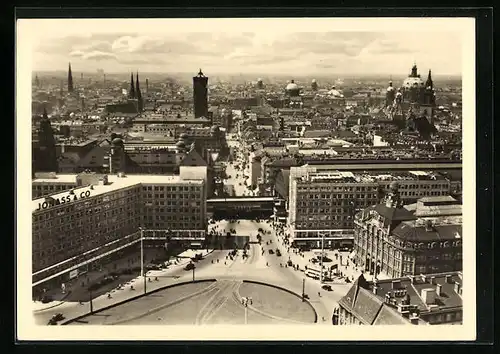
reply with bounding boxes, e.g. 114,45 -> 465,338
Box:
21,18 -> 471,76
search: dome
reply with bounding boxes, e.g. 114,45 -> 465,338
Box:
179,133 -> 188,139
176,141 -> 185,148
286,82 -> 299,91
312,79 -> 317,83
257,78 -> 263,82
402,76 -> 424,89
211,125 -> 220,134
111,137 -> 123,146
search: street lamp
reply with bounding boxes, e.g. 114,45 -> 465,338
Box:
139,227 -> 146,294
241,296 -> 253,324
319,232 -> 326,284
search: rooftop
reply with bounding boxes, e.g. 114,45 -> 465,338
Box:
32,173 -> 204,214
33,174 -> 77,184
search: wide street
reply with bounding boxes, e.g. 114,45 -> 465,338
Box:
35,217 -> 351,326
34,132 -> 350,326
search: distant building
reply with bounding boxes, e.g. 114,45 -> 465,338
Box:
34,108 -> 58,173
335,271 -> 463,325
285,80 -> 301,97
193,69 -> 209,119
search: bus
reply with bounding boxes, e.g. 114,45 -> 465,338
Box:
305,264 -> 330,281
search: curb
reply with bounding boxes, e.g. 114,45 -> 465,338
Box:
61,278 -> 217,325
37,249 -> 215,314
33,291 -> 72,313
241,280 -> 318,324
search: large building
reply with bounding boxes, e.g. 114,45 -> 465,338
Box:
32,167 -> 207,291
335,271 -> 463,325
193,69 -> 209,118
353,187 -> 462,279
287,167 -> 454,249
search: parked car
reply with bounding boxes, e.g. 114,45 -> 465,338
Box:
268,249 -> 274,254
276,249 -> 281,257
322,285 -> 332,291
184,263 -> 195,271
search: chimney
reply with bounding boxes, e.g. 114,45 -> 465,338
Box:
436,283 -> 442,296
430,276 -> 436,285
421,288 -> 436,305
445,274 -> 452,283
454,282 -> 461,295
391,280 -> 401,289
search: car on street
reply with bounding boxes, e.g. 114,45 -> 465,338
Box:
268,249 -> 274,254
276,249 -> 281,257
184,263 -> 195,271
322,285 -> 332,291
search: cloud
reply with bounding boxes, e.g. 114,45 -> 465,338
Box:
69,50 -> 84,57
82,51 -> 117,61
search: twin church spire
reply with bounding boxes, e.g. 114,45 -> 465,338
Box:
129,71 -> 143,112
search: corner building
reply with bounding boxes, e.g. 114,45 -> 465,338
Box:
288,166 -> 452,249
353,186 -> 462,279
32,168 -> 207,289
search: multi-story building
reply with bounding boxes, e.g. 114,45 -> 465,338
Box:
335,271 -> 463,325
32,167 -> 207,291
287,166 -> 454,249
32,172 -> 79,199
353,188 -> 462,279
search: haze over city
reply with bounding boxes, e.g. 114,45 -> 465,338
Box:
26,18 -> 464,77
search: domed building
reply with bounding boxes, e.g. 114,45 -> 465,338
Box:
402,64 -> 425,89
111,137 -> 124,146
285,80 -> 301,97
311,79 -> 318,91
256,78 -> 264,89
327,85 -> 344,98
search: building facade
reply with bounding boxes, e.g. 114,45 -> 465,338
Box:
288,166 -> 454,249
353,188 -> 462,279
193,69 -> 209,118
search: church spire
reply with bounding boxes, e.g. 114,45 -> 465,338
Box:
68,62 -> 74,93
425,69 -> 433,89
129,72 -> 136,99
136,71 -> 143,112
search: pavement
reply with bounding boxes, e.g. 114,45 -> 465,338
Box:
33,248 -> 215,320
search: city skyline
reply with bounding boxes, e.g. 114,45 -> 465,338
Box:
24,18 -> 466,76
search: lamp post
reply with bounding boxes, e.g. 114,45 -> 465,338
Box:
89,288 -> 93,314
241,296 -> 252,324
302,278 -> 305,302
320,232 -> 325,284
192,264 -> 196,282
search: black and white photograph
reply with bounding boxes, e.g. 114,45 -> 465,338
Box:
16,16 -> 477,341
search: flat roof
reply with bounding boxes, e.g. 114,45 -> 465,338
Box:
33,174 -> 78,184
32,174 -> 204,213
208,197 -> 273,203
